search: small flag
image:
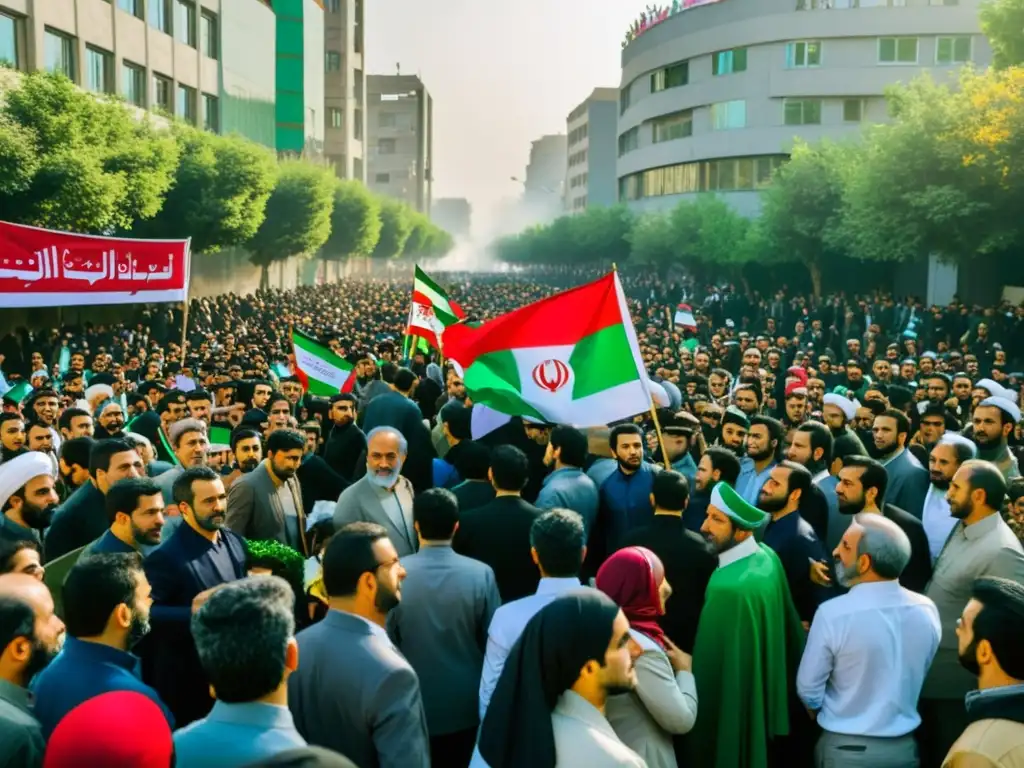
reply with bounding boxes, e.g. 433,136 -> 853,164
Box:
208,425 -> 232,452
291,330 -> 355,396
409,266 -> 466,349
2,381 -> 33,405
674,303 -> 697,331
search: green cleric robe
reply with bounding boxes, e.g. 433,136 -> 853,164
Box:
690,541 -> 806,768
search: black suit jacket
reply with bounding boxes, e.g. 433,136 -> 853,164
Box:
883,503 -> 933,593
452,495 -> 542,603
620,514 -> 716,652
798,483 -> 830,544
452,480 -> 496,513
142,522 -> 247,727
323,422 -> 366,482
44,481 -> 106,562
360,390 -> 436,494
296,454 -> 348,517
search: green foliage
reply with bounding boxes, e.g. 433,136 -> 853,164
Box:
324,180 -> 382,259
247,160 -> 336,267
373,198 -> 414,258
0,72 -> 178,233
980,0 -> 1024,69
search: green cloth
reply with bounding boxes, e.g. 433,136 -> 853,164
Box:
691,543 -> 805,768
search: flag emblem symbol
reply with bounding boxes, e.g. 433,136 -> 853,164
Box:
532,359 -> 571,393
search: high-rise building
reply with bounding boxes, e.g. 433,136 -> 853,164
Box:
523,134 -> 567,219
565,88 -> 619,213
273,0 -> 324,157
616,0 -> 992,216
0,0 -> 277,147
323,0 -> 365,181
366,73 -> 433,214
432,198 -> 471,238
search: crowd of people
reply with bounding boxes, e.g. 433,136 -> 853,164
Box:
0,269 -> 1022,768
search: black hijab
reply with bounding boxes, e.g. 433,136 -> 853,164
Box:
478,589 -> 621,768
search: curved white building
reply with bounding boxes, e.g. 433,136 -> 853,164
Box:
617,0 -> 991,215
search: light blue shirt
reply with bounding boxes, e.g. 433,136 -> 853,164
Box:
796,580 -> 941,738
535,467 -> 600,535
173,700 -> 307,767
735,457 -> 775,506
478,577 -> 586,721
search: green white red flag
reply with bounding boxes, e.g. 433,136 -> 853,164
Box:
440,272 -> 651,425
291,330 -> 355,395
409,265 -> 465,349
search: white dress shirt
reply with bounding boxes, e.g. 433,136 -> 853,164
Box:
717,535 -> 759,570
921,485 -> 957,564
478,577 -> 586,721
796,580 -> 941,738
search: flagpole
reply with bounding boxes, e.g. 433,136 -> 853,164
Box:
648,400 -> 671,471
179,238 -> 192,361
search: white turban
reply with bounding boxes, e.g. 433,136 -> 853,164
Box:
980,395 -> 1021,424
0,451 -> 55,511
975,379 -> 1011,401
823,393 -> 859,423
85,383 -> 115,403
938,433 -> 977,458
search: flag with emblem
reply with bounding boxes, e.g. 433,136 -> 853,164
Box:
291,330 -> 355,395
408,265 -> 466,349
441,272 -> 650,425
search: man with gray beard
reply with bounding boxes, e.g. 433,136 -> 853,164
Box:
922,434 -> 976,564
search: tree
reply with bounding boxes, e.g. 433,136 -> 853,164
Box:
757,140 -> 854,297
372,199 -> 414,258
323,180 -> 381,259
0,72 -> 178,233
568,206 -> 634,265
247,160 -> 336,289
628,211 -> 678,272
980,0 -> 1024,69
402,213 -> 433,257
132,126 -> 278,253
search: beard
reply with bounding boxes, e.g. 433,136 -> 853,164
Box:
368,460 -> 404,488
24,638 -> 59,683
949,498 -> 972,520
702,531 -> 740,555
127,611 -> 151,649
834,558 -> 861,588
758,494 -> 788,514
22,500 -> 57,530
374,582 -> 401,613
929,474 -> 950,490
837,494 -> 864,516
958,638 -> 980,677
273,464 -> 296,481
748,446 -> 775,463
240,458 -> 260,473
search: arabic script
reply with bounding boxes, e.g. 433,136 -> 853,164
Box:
0,247 -> 176,288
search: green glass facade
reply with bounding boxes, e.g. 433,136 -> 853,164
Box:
220,0 -> 277,148
273,0 -> 325,154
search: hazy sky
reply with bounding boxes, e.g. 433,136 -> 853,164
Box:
365,0 -> 637,233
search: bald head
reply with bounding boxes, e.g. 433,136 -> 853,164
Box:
838,513 -> 911,586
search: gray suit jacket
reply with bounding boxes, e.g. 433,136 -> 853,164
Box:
288,610 -> 430,768
923,513 -> 1024,700
333,476 -> 417,556
226,462 -> 307,554
883,449 -> 930,519
386,545 -> 501,736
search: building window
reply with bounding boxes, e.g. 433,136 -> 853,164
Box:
652,111 -> 693,143
176,1 -> 196,46
354,0 -> 364,53
177,84 -> 196,123
122,61 -> 145,106
620,84 -> 631,115
203,93 -> 218,132
711,100 -> 746,130
85,47 -> 113,94
354,69 -> 363,102
326,51 -> 341,71
354,108 -> 363,140
152,73 -> 172,112
375,172 -> 390,183
328,108 -> 343,129
618,155 -> 788,201
617,126 -> 639,157
784,99 -> 821,126
150,0 -> 170,33
0,13 -> 20,70
378,138 -> 396,155
651,61 -> 688,92
878,37 -> 918,64
936,36 -> 971,64
200,12 -> 217,59
785,41 -> 821,68
712,48 -> 747,76
379,112 -> 396,128
843,98 -> 865,122
117,0 -> 142,18
325,0 -> 341,10
44,29 -> 76,80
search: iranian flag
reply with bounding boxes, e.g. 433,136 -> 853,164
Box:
409,265 -> 466,348
291,330 -> 355,395
441,272 -> 651,425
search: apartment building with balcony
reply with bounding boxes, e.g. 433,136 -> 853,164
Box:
366,73 -> 433,214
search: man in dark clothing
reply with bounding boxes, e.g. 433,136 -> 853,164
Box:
452,445 -> 541,602
619,470 -> 715,653
296,421 -> 348,517
323,394 -> 366,483
450,441 -> 495,513
479,418 -> 550,503
360,368 -> 435,494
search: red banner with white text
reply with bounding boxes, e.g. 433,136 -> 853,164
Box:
0,220 -> 191,308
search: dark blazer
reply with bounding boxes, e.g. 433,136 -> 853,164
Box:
451,480 -> 496,513
142,522 -> 247,727
452,495 -> 542,603
620,514 -> 716,653
296,454 -> 349,517
288,610 -> 430,768
884,503 -> 933,593
884,449 -> 930,519
323,423 -> 366,483
44,481 -> 106,562
360,390 -> 436,494
226,461 -> 307,554
798,483 -> 830,545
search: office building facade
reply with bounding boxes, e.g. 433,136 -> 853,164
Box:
323,0 -> 364,180
617,0 -> 991,216
273,0 -> 323,156
366,73 -> 433,214
524,133 -> 567,206
0,0 -> 277,145
565,87 -> 619,213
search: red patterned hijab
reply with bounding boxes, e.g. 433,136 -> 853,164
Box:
596,546 -> 667,649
